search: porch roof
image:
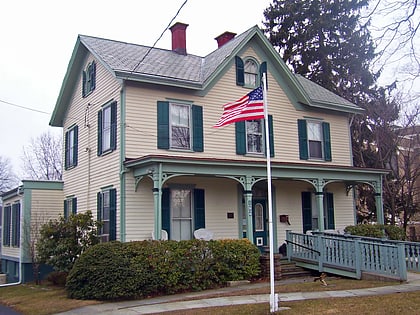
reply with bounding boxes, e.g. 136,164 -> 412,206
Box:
124,155 -> 388,185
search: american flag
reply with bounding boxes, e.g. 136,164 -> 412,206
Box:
213,87 -> 264,128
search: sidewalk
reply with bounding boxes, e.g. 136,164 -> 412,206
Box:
56,272 -> 420,314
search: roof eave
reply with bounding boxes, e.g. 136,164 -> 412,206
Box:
115,71 -> 203,90
49,37 -> 86,127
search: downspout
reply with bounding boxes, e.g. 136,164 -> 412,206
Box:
119,82 -> 127,242
0,187 -> 23,287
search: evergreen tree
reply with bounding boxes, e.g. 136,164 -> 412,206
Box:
262,0 -> 377,105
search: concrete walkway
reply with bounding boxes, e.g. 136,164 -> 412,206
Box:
56,272 -> 420,314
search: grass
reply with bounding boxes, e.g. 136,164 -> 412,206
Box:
0,277 -> 412,315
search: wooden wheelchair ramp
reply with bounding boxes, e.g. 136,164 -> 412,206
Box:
285,230 -> 408,281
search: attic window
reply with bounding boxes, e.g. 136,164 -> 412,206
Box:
82,61 -> 96,97
244,59 -> 258,87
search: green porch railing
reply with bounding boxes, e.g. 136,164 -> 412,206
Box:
285,230 -> 407,281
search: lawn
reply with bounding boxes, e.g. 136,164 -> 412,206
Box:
0,277 -> 412,315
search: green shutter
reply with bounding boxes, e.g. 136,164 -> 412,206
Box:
259,61 -> 267,89
235,56 -> 244,86
91,61 -> 96,91
72,197 -> 77,215
192,105 -> 203,152
298,119 -> 308,160
157,101 -> 170,149
264,115 -> 274,157
64,130 -> 69,170
82,71 -> 86,97
322,122 -> 332,161
63,200 -> 68,219
301,192 -> 312,233
109,189 -> 117,241
73,126 -> 78,166
11,203 -> 20,247
110,101 -> 117,151
161,188 -> 170,238
325,192 -> 335,229
235,121 -> 246,155
97,110 -> 103,156
194,189 -> 205,230
97,192 -> 102,222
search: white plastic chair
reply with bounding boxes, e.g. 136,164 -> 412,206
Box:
194,228 -> 214,240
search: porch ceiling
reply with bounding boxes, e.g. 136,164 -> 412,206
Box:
124,155 -> 388,183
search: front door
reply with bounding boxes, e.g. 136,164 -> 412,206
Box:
253,199 -> 267,251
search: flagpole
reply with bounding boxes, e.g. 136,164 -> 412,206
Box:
262,73 -> 278,313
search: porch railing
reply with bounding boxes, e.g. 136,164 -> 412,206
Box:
286,230 -> 407,281
317,231 -> 420,273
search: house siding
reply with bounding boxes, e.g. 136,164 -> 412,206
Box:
62,54 -> 121,238
124,48 -> 352,166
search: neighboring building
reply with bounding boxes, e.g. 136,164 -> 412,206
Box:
398,125 -> 420,241
1,180 -> 63,283
49,22 -> 386,252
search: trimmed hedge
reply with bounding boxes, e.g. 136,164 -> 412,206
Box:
344,224 -> 406,241
66,239 -> 260,300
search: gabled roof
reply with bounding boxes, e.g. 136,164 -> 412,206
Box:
50,25 -> 363,127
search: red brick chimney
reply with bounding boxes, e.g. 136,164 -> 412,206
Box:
170,22 -> 188,55
215,31 -> 237,48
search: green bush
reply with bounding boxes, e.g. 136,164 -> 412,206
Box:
344,224 -> 406,240
37,211 -> 101,273
66,239 -> 260,300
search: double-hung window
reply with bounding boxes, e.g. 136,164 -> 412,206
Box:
98,101 -> 117,155
82,61 -> 96,97
170,103 -> 191,150
97,188 -> 116,242
307,121 -> 323,159
246,119 -> 264,154
157,101 -> 203,152
298,119 -> 332,161
2,205 -> 11,246
64,197 -> 77,219
161,188 -> 205,241
235,116 -> 274,157
65,125 -> 78,169
244,59 -> 258,87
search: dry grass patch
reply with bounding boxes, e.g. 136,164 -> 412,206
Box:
0,284 -> 99,315
163,291 -> 420,315
0,277 -> 402,315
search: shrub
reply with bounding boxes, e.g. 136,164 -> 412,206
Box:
344,224 -> 406,240
66,239 -> 260,300
37,211 -> 101,273
66,242 -> 139,300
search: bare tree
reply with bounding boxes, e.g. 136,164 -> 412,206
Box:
0,156 -> 18,194
366,0 -> 420,99
23,211 -> 48,285
22,131 -> 63,180
394,105 -> 420,230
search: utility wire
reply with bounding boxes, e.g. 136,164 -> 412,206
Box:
0,98 -> 50,115
129,0 -> 189,75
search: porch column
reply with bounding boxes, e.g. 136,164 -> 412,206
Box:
373,178 -> 384,225
244,190 -> 254,243
315,192 -> 325,231
152,165 -> 163,239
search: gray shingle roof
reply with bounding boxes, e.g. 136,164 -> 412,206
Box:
79,26 -> 255,86
294,74 -> 361,111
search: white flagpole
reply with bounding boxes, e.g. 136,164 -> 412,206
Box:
262,73 -> 278,313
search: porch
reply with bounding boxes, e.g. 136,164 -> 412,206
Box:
285,230 -> 420,281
